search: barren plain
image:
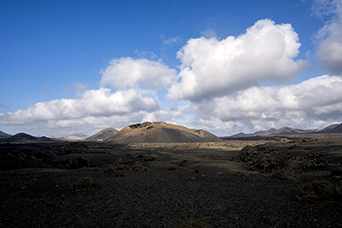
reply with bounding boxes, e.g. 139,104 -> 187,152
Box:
1,134 -> 342,227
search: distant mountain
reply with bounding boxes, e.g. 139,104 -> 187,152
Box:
65,133 -> 88,140
231,126 -> 317,137
0,133 -> 54,143
85,127 -> 118,141
254,128 -> 277,135
0,130 -> 12,139
231,128 -> 277,137
317,123 -> 342,134
231,132 -> 249,137
105,121 -> 223,143
270,127 -> 316,135
51,133 -> 88,141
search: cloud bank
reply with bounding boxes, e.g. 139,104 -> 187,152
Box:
187,75 -> 342,135
0,88 -> 158,125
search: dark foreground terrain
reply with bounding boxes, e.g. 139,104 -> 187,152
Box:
1,137 -> 342,227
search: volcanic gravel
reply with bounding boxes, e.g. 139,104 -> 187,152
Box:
1,168 -> 341,228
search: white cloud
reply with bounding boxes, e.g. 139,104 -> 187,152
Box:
185,75 -> 342,135
0,88 -> 159,125
100,57 -> 178,90
314,0 -> 342,74
163,36 -> 180,45
168,19 -> 308,100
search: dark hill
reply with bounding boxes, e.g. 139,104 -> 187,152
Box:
0,133 -> 54,143
85,127 -> 118,141
105,122 -> 222,143
0,130 -> 12,139
317,123 -> 342,133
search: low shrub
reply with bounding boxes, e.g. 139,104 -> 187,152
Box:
115,164 -> 129,170
212,206 -> 227,212
178,218 -> 205,228
294,179 -> 342,204
91,167 -> 101,172
330,168 -> 342,177
131,163 -> 148,171
271,169 -> 288,180
71,177 -> 93,191
103,166 -> 114,173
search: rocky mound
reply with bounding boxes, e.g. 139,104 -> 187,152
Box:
105,122 -> 222,143
86,127 -> 118,141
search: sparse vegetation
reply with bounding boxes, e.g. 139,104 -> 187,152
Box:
131,163 -> 148,171
294,180 -> 342,204
115,164 -> 129,170
212,206 -> 227,212
71,177 -> 93,191
103,166 -> 114,173
271,168 -> 288,180
271,168 -> 297,182
330,168 -> 342,177
178,218 -> 205,228
91,167 -> 101,172
114,157 -> 124,164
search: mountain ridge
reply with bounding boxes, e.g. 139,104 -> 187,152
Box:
231,123 -> 342,137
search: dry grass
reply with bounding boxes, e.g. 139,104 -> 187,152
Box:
128,141 -> 273,151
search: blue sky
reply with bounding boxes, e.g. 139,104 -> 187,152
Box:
1,0 -> 342,137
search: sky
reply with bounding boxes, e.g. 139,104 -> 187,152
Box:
1,0 -> 342,137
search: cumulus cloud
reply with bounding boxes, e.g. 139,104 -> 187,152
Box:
314,0 -> 342,74
0,88 -> 159,125
100,57 -> 178,90
186,75 -> 342,135
168,19 -> 308,100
